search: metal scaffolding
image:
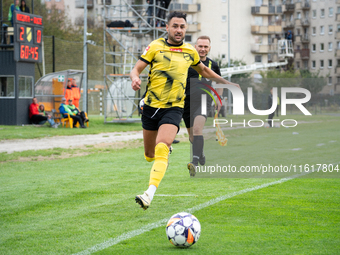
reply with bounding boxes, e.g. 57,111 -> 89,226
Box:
103,0 -> 169,123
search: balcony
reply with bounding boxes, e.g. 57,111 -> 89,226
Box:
251,6 -> 276,15
75,0 -> 94,8
284,4 -> 295,12
187,23 -> 201,32
169,3 -> 201,13
251,44 -> 275,54
302,1 -> 311,10
251,25 -> 282,34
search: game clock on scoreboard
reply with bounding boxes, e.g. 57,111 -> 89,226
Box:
13,12 -> 43,63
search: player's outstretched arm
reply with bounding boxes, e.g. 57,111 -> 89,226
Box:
192,63 -> 240,89
130,60 -> 148,91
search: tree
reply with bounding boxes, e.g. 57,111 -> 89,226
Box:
259,68 -> 301,92
300,70 -> 327,95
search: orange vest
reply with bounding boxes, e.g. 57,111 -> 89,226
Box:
65,86 -> 74,102
71,85 -> 80,107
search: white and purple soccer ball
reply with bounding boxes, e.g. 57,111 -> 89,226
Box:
166,212 -> 201,248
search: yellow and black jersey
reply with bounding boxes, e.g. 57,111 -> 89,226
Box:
140,38 -> 200,108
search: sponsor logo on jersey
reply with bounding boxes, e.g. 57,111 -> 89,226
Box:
170,48 -> 183,52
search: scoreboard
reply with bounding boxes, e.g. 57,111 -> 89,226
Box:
13,12 -> 43,63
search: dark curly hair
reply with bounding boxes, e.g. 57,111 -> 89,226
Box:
167,11 -> 187,23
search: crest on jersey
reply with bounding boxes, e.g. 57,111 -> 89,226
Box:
183,53 -> 192,61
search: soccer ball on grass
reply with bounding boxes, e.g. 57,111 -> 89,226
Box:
166,212 -> 201,247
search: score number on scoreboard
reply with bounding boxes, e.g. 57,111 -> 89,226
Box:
14,12 -> 43,63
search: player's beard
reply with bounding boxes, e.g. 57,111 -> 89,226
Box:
168,33 -> 184,45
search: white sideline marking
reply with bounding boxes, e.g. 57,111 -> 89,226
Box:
329,140 -> 336,143
73,172 -> 307,255
317,143 -> 325,147
156,194 -> 196,197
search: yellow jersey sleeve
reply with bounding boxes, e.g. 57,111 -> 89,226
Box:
140,41 -> 158,64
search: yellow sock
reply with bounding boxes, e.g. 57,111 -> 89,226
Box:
149,142 -> 169,188
144,154 -> 155,162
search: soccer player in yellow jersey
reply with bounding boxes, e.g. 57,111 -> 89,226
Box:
130,11 -> 240,210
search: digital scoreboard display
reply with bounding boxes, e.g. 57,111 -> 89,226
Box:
14,12 -> 43,63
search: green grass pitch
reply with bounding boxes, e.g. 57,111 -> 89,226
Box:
0,115 -> 339,254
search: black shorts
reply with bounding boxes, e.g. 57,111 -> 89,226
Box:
142,104 -> 184,132
183,97 -> 208,129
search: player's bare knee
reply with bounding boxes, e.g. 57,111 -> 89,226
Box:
192,126 -> 203,136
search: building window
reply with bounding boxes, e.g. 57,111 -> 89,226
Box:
312,60 -> 316,69
337,41 -> 340,50
221,54 -> 227,59
254,16 -> 263,26
328,59 -> 333,68
312,9 -> 316,18
328,76 -> 332,85
296,28 -> 301,35
329,25 -> 333,34
221,34 -> 227,41
222,15 -> 227,22
320,26 -> 325,35
312,44 -> 316,52
320,60 -> 324,68
329,7 -> 334,17
255,55 -> 262,63
303,60 -> 308,69
18,76 -> 33,98
337,59 -> 340,67
312,27 -> 316,35
297,12 -> 301,19
0,76 -> 15,98
337,6 -> 340,14
329,42 -> 333,51
320,43 -> 324,51
296,61 -> 300,68
321,9 -> 325,18
185,35 -> 192,42
337,24 -> 340,32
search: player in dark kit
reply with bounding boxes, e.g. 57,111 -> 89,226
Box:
183,36 -> 224,176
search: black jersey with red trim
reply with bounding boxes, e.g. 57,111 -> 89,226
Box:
185,57 -> 221,101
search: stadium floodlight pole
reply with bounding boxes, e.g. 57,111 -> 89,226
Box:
83,0 -> 88,113
228,0 -> 232,115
